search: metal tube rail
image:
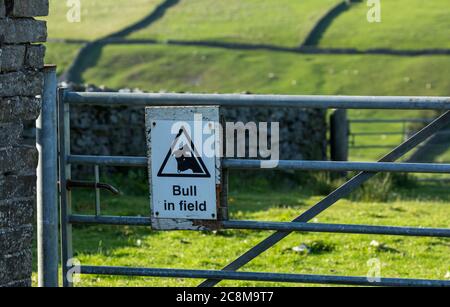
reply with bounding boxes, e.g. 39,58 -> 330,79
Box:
349,118 -> 433,123
78,266 -> 450,287
63,92 -> 450,109
223,159 -> 450,173
350,132 -> 405,136
67,155 -> 147,167
67,155 -> 450,174
224,220 -> 450,237
68,215 -> 450,238
70,215 -> 151,226
36,65 -> 59,287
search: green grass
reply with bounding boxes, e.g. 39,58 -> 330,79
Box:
319,0 -> 450,50
83,45 -> 450,96
81,43 -> 450,161
127,0 -> 341,46
435,149 -> 450,164
44,42 -> 83,75
43,0 -> 164,40
31,174 -> 450,287
32,0 -> 450,288
42,0 -> 164,75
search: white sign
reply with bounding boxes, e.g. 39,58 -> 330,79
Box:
149,119 -> 217,220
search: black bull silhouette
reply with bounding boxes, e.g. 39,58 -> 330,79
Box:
172,143 -> 203,174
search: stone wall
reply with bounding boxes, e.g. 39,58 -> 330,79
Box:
68,85 -> 327,163
0,0 -> 48,287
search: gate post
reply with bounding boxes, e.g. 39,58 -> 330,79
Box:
36,65 -> 59,287
58,87 -> 74,287
330,109 -> 349,162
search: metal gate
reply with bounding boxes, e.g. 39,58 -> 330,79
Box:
37,68 -> 450,287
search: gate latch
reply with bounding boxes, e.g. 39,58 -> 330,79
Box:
66,180 -> 120,195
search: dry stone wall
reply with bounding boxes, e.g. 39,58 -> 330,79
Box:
67,85 -> 327,162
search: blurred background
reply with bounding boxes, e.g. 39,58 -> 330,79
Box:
35,0 -> 450,286
42,0 -> 450,162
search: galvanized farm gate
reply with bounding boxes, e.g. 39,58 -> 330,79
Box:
37,67 -> 450,287
348,118 -> 434,149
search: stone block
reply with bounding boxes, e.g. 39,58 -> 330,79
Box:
0,279 -> 31,287
0,198 -> 34,228
9,0 -> 49,17
0,97 -> 41,122
0,174 -> 36,200
0,44 -> 26,72
0,0 -> 5,18
0,122 -> 23,147
0,250 -> 32,285
0,146 -> 38,175
0,71 -> 44,97
25,44 -> 45,69
0,18 -> 47,43
0,225 -> 33,256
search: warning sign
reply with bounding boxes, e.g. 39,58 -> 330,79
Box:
157,127 -> 211,178
147,112 -> 218,221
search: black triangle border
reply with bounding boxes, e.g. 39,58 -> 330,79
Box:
157,128 -> 211,178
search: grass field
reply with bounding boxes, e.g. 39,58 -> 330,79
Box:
435,148 -> 450,164
33,1 -> 450,287
83,45 -> 450,97
319,0 -> 450,50
31,173 -> 450,287
81,43 -> 450,160
127,0 -> 340,46
45,0 -> 164,40
42,0 -> 164,73
44,42 -> 83,75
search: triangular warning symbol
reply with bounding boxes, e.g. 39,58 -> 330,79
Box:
157,127 -> 211,178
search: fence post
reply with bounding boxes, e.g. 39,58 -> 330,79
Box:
36,65 -> 59,287
330,109 -> 349,162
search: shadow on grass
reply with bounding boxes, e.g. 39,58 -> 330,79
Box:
301,0 -> 354,47
395,181 -> 450,203
62,0 -> 181,83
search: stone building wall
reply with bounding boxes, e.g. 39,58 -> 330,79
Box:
0,0 -> 48,287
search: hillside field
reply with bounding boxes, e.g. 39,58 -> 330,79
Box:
38,0 -> 450,287
127,0 -> 341,46
319,0 -> 450,50
80,44 -> 449,160
45,0 -> 164,40
43,0 -> 450,159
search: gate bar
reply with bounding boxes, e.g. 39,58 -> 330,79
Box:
63,92 -> 450,110
36,65 -> 59,287
223,220 -> 450,238
67,154 -> 450,174
68,155 -> 146,167
70,215 -> 151,226
350,118 -> 433,123
200,111 -> 450,287
68,215 -> 450,238
78,266 -> 450,287
223,159 -> 450,173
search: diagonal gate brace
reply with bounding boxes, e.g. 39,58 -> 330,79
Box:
199,110 -> 450,287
